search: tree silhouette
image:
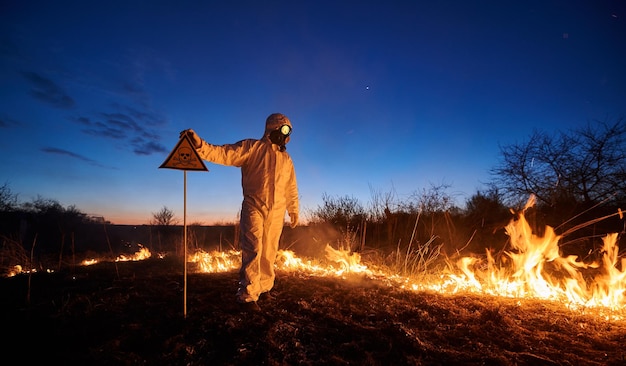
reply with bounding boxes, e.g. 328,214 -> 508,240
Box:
0,182 -> 18,211
151,206 -> 177,226
150,206 -> 179,254
492,119 -> 626,213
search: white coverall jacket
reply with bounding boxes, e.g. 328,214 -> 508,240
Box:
196,132 -> 299,302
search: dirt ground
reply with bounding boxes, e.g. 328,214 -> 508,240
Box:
2,256 -> 625,366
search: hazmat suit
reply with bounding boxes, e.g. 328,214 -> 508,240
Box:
181,113 -> 299,307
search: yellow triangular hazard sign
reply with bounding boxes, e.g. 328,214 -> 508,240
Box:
159,135 -> 209,171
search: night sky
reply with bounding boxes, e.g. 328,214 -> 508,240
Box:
1,1 -> 625,225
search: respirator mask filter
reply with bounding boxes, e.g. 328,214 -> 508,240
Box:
269,124 -> 292,151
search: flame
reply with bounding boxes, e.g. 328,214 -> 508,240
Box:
435,202 -> 625,317
189,245 -> 376,278
115,244 -> 152,262
188,249 -> 241,272
590,233 -> 626,308
7,265 -> 24,277
80,244 -> 155,266
275,245 -> 374,277
81,259 -> 99,266
324,245 -> 369,275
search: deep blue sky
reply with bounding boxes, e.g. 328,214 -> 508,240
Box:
1,1 -> 625,225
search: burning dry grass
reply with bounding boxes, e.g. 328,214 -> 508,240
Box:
182,205 -> 626,319
6,202 -> 626,318
2,257 -> 625,365
436,213 -> 625,317
2,199 -> 626,364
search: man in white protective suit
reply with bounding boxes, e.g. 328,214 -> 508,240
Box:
180,113 -> 299,312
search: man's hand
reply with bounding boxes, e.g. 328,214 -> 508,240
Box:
180,129 -> 202,148
289,212 -> 298,228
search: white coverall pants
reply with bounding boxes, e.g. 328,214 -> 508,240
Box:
237,199 -> 286,302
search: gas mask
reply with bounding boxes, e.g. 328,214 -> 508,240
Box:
269,124 -> 292,151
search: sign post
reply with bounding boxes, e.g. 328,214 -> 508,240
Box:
159,134 -> 208,318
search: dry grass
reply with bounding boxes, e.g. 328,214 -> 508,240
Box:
2,256 -> 625,365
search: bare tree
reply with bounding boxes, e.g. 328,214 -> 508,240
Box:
0,182 -> 18,211
491,118 -> 626,210
150,206 -> 179,254
151,206 -> 178,226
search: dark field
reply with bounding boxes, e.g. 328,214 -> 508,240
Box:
2,256 -> 625,365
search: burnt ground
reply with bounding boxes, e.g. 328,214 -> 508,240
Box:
2,256 -> 625,366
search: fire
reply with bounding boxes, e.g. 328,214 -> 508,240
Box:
188,200 -> 625,318
6,265 -> 42,277
6,202 -> 623,319
431,203 -> 626,317
188,249 -> 241,272
274,245 -> 374,277
323,244 -> 369,275
591,233 -> 626,308
6,265 -> 53,277
81,259 -> 98,266
115,244 -> 152,262
187,246 -> 366,282
80,244 -> 155,266
186,245 -> 373,277
8,265 -> 24,277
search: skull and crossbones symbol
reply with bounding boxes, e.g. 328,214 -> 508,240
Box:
176,147 -> 193,166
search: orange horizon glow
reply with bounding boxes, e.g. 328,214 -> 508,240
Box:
98,212 -> 239,226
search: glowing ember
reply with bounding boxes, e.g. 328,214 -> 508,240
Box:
5,265 -> 51,277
